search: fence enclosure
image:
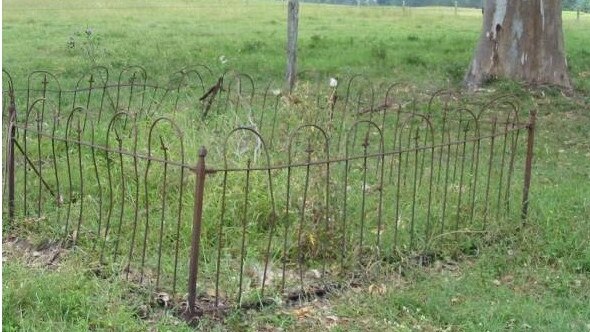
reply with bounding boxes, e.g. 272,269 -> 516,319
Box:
2,67 -> 535,318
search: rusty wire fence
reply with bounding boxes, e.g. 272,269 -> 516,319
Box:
2,67 -> 536,318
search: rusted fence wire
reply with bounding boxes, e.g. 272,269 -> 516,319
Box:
2,67 -> 536,319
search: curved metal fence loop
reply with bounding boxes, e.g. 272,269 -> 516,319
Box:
2,70 -> 16,202
143,116 -> 187,293
26,71 -> 62,126
22,98 -> 59,217
72,66 -> 112,124
341,120 -> 384,268
116,66 -> 148,115
426,88 -> 461,114
63,106 -> 92,244
477,94 -> 520,121
216,126 -> 277,306
219,70 -> 255,113
159,68 -> 207,115
101,111 -> 138,265
2,69 -> 15,111
390,113 -> 436,250
284,124 -> 332,292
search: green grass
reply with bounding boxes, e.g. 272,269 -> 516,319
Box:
3,256 -> 194,331
3,0 -> 590,331
4,0 -> 589,91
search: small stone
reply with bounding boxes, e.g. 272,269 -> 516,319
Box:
156,292 -> 171,307
305,269 -> 321,279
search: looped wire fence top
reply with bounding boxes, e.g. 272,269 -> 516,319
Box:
2,67 -> 536,316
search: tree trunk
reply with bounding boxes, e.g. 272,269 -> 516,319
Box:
465,0 -> 572,90
285,0 -> 299,93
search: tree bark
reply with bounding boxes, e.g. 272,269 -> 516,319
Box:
465,0 -> 572,90
285,0 -> 299,93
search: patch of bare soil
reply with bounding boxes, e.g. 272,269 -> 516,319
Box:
130,254 -> 471,331
170,269 -> 407,328
2,235 -> 65,269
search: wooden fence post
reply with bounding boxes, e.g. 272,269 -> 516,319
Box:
285,0 -> 299,93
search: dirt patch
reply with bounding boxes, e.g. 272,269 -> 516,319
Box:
2,235 -> 65,269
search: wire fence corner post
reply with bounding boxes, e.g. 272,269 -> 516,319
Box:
521,110 -> 537,224
187,146 -> 208,316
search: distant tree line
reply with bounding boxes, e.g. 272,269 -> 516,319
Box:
374,0 -> 482,7
299,0 -> 484,7
301,0 -> 590,11
563,0 -> 590,11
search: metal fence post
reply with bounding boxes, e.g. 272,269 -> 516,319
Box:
521,110 -> 537,223
187,146 -> 207,316
7,86 -> 17,223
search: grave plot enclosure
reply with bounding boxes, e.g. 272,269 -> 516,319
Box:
2,67 -> 536,316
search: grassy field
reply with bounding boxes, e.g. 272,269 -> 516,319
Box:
3,0 -> 590,331
3,0 -> 588,90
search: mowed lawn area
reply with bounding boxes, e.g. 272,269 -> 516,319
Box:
3,0 -> 590,331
